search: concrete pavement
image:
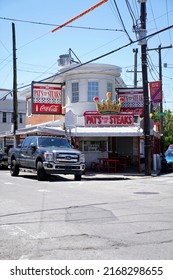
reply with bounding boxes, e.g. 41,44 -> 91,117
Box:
82,169 -> 161,180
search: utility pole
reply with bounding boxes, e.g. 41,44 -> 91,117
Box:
12,22 -> 18,148
137,0 -> 151,175
126,48 -> 142,87
133,48 -> 138,87
148,44 -> 172,156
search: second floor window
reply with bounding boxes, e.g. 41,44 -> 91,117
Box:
88,81 -> 98,102
11,112 -> 14,123
72,82 -> 79,103
27,98 -> 31,116
107,82 -> 113,94
2,112 -> 7,123
19,113 -> 23,124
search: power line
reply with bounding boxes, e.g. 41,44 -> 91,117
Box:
1,24 -> 173,100
165,0 -> 172,44
131,0 -> 140,20
148,0 -> 161,44
39,24 -> 173,83
112,0 -> 133,43
125,0 -> 137,30
0,16 -> 123,32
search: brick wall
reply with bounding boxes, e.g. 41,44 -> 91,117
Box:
26,114 -> 63,126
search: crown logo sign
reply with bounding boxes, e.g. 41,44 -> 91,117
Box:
93,92 -> 124,114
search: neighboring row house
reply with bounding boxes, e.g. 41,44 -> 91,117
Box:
0,89 -> 26,149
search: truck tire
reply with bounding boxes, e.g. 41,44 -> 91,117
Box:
37,161 -> 46,181
10,159 -> 19,177
74,174 -> 81,181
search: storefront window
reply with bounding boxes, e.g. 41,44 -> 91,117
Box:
83,140 -> 107,152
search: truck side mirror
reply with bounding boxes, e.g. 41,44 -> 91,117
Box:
30,143 -> 36,150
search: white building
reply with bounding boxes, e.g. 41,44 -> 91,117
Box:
17,57 -> 160,172
60,62 -> 125,115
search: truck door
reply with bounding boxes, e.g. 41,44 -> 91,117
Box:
27,137 -> 38,168
19,137 -> 33,167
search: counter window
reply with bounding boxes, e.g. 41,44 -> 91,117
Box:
83,140 -> 107,152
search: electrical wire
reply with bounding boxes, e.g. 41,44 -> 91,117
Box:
0,39 -> 11,54
131,0 -> 139,20
107,0 -> 122,25
147,58 -> 158,81
148,0 -> 161,44
0,16 -> 123,32
1,24 -> 173,101
165,0 -> 172,44
147,52 -> 159,77
112,0 -> 133,43
12,25 -> 173,89
0,54 -> 12,66
79,32 -> 126,58
125,0 -> 137,31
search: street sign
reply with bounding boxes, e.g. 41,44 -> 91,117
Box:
156,112 -> 166,116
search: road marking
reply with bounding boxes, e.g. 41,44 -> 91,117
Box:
37,189 -> 51,192
19,255 -> 29,260
15,225 -> 38,240
4,182 -> 13,185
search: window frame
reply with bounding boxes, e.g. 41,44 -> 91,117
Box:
88,81 -> 99,102
19,113 -> 23,124
2,112 -> 7,123
71,82 -> 79,103
27,98 -> 32,116
107,82 -> 113,94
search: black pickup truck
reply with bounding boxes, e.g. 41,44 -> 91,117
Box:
8,136 -> 85,181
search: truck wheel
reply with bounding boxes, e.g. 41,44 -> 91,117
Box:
10,159 -> 19,177
37,161 -> 46,181
74,174 -> 81,181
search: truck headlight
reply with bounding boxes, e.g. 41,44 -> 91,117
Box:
80,153 -> 85,162
44,152 -> 54,162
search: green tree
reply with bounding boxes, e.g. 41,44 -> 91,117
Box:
153,109 -> 173,149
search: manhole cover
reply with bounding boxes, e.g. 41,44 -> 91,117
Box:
133,192 -> 159,195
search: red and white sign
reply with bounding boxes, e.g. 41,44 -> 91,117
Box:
32,82 -> 62,114
117,88 -> 144,116
84,111 -> 134,126
149,81 -> 162,103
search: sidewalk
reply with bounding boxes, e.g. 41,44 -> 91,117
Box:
82,169 -> 161,180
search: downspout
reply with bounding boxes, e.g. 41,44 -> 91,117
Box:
138,136 -> 140,173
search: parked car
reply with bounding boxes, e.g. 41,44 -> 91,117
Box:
161,150 -> 173,171
167,144 -> 173,150
0,149 -> 8,169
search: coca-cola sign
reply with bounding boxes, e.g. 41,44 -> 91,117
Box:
32,82 -> 62,114
117,88 -> 144,117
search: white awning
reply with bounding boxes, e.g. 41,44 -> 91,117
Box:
70,126 -> 143,137
16,125 -> 65,136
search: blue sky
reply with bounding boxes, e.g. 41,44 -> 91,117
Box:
0,0 -> 173,111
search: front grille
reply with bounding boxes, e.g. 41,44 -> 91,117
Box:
55,153 -> 79,163
55,165 -> 80,170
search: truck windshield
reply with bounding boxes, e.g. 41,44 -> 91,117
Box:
38,137 -> 72,149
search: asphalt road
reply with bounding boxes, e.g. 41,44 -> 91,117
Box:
0,169 -> 173,260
